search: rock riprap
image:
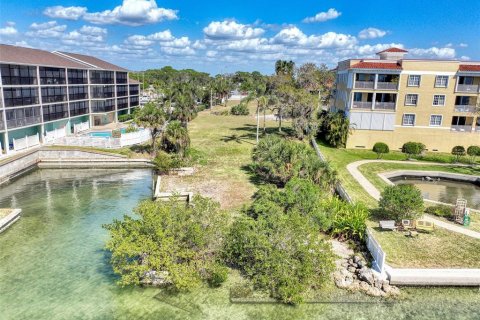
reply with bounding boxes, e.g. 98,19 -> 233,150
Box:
333,254 -> 400,297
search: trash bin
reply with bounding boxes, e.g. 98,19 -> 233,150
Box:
463,209 -> 471,227
463,215 -> 471,227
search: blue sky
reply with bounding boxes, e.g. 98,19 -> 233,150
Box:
0,0 -> 479,74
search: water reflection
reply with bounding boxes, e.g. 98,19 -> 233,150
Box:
394,178 -> 480,209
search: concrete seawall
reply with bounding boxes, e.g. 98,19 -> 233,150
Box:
0,148 -> 153,185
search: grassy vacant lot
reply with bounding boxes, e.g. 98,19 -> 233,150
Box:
160,102 -> 282,210
368,223 -> 480,268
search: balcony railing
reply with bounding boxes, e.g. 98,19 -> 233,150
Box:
374,102 -> 396,110
457,84 -> 480,93
451,125 -> 473,132
354,81 -> 374,89
6,116 -> 42,129
376,82 -> 398,90
454,105 -> 476,113
352,101 -> 372,109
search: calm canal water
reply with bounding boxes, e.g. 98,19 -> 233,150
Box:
394,178 -> 480,210
0,169 -> 479,320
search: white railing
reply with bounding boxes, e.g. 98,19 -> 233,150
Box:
53,129 -> 151,149
376,82 -> 398,90
454,105 -> 476,113
13,133 -> 40,151
366,228 -> 386,274
457,84 -> 479,93
73,121 -> 89,134
354,81 -> 374,89
451,125 -> 473,132
352,101 -> 372,109
374,102 -> 396,110
120,129 -> 151,147
44,127 -> 67,143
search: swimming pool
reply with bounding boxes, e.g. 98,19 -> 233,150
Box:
89,128 -> 126,138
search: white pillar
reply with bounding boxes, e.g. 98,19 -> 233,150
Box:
2,131 -> 9,155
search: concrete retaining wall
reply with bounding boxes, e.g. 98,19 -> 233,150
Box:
380,170 -> 480,185
0,148 -> 153,185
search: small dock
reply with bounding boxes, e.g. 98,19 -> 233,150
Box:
153,176 -> 193,203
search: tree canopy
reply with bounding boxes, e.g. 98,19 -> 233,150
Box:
104,196 -> 230,291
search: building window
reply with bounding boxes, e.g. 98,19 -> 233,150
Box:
407,75 -> 421,87
39,67 -> 66,85
405,94 -> 418,106
435,75 -> 449,88
70,101 -> 89,116
41,86 -> 67,103
433,95 -> 446,106
91,85 -> 115,98
430,115 -> 443,126
68,69 -> 88,84
117,85 -> 128,97
1,64 -> 37,85
117,97 -> 129,109
69,86 -> 88,101
116,72 -> 128,84
42,103 -> 68,122
402,114 -> 416,126
129,84 -> 139,95
3,87 -> 39,107
90,71 -> 114,84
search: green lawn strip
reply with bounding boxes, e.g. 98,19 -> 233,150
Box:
368,222 -> 480,268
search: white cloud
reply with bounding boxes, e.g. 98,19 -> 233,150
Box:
460,55 -> 470,60
160,46 -> 195,56
358,27 -> 387,40
459,43 -> 468,48
355,43 -> 404,56
148,30 -> 174,41
409,47 -> 456,59
83,0 -> 178,26
0,22 -> 18,36
272,27 -> 357,49
43,6 -> 87,20
203,20 -> 264,40
162,36 -> 191,48
62,25 -> 107,45
303,8 -> 341,23
26,21 -> 67,38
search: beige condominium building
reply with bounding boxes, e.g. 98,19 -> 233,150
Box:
331,47 -> 480,152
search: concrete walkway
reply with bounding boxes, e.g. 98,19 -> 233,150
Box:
347,159 -> 480,239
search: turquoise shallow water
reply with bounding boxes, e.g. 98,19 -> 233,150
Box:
0,169 -> 479,320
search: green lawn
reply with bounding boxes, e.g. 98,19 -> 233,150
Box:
368,223 -> 480,268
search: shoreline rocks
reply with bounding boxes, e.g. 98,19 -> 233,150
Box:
333,254 -> 400,297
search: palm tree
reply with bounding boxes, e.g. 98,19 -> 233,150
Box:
242,84 -> 268,143
162,120 -> 190,157
134,102 -> 167,155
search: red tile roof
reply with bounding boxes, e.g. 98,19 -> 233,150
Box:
351,62 -> 402,70
459,64 -> 480,72
377,47 -> 408,54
